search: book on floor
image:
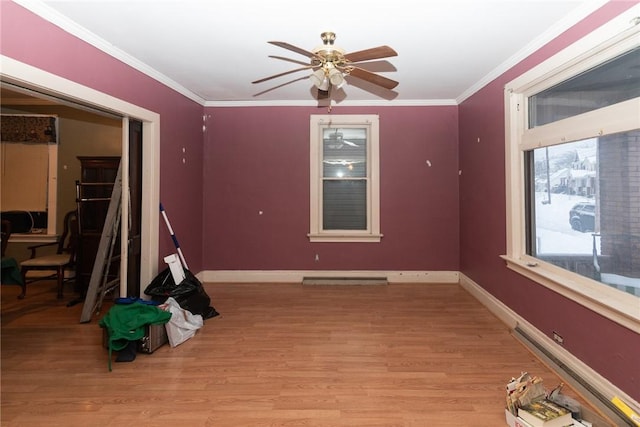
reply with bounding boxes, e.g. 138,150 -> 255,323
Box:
517,398 -> 573,427
515,417 -> 534,427
516,418 -> 588,427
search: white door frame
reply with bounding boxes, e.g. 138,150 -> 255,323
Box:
1,55 -> 161,293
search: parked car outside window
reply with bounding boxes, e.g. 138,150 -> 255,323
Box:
569,202 -> 595,232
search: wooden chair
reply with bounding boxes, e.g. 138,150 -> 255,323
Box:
20,210 -> 79,299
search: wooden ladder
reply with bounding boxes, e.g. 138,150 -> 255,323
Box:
79,163 -> 123,323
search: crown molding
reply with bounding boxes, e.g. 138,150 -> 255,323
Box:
456,0 -> 611,104
203,98 -> 458,108
13,0 -> 206,106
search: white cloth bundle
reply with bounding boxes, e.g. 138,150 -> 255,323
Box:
160,297 -> 204,347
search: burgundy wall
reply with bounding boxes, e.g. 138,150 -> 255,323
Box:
1,2 -> 206,271
203,106 -> 459,271
458,1 -> 640,400
3,0 -> 637,401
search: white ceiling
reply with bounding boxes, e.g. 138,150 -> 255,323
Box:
17,0 -> 610,106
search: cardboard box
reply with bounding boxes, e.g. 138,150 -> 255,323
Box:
102,323 -> 168,354
506,409 -> 587,427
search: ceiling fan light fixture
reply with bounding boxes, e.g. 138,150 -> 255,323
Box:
310,68 -> 330,90
328,67 -> 344,87
318,78 -> 330,91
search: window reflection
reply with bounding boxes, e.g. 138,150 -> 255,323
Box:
528,47 -> 640,128
322,127 -> 368,230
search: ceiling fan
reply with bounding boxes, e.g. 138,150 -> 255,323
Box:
252,32 -> 398,99
326,128 -> 359,149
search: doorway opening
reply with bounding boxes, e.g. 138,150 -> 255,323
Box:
1,57 -> 160,298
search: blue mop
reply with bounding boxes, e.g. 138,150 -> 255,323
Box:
159,203 -> 189,270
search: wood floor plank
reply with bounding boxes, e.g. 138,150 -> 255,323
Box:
1,280 -> 612,426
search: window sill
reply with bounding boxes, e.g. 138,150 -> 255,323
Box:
501,255 -> 639,333
308,233 -> 383,243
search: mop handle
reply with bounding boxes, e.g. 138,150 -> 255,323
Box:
159,203 -> 189,271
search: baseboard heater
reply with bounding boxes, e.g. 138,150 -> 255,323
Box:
302,276 -> 388,286
513,326 -> 634,427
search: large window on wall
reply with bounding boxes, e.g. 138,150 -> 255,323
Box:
504,17 -> 639,330
309,114 -> 381,242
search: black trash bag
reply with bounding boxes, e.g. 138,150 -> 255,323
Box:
145,267 -> 219,319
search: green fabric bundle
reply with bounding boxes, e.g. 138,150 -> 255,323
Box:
99,302 -> 171,371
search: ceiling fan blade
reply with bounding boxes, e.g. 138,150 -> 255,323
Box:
268,41 -> 319,59
344,46 -> 398,63
269,55 -> 311,66
342,140 -> 358,147
347,66 -> 399,90
252,75 -> 309,97
252,65 -> 316,84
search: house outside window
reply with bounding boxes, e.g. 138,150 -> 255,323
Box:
504,19 -> 639,329
309,114 -> 381,242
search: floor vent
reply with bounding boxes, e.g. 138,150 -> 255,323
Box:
513,326 -> 633,426
302,277 -> 388,286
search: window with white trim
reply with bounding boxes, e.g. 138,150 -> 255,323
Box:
504,18 -> 640,330
309,114 -> 381,242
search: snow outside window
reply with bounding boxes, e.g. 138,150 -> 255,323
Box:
529,132 -> 639,298
503,17 -> 640,330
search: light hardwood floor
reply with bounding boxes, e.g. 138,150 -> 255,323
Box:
1,279 -> 610,426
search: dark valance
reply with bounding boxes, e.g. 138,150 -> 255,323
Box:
0,115 -> 57,143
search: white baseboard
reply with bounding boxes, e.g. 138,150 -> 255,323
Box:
198,270 -> 459,284
458,272 -> 640,418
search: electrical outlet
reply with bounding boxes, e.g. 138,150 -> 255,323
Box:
314,254 -> 319,262
553,331 -> 564,345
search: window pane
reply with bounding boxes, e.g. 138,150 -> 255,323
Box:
323,180 -> 367,230
323,128 -> 367,178
528,131 -> 640,297
528,47 -> 640,128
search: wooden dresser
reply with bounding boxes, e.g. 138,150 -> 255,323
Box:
75,156 -> 120,292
